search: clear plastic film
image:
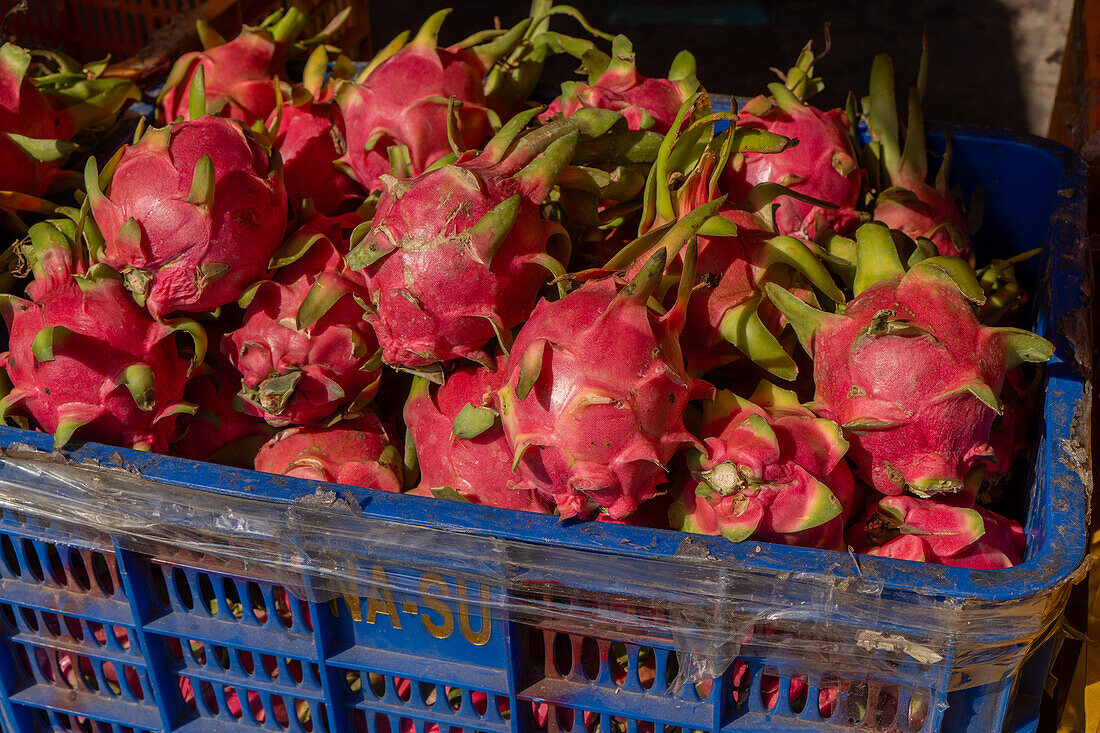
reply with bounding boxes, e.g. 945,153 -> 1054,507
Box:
0,440 -> 1086,692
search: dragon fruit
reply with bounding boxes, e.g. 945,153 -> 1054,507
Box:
0,43 -> 73,202
158,8 -> 309,125
613,101 -> 842,379
541,34 -> 697,134
724,41 -> 863,240
224,225 -> 380,427
864,51 -> 972,261
848,493 -> 1025,569
346,109 -> 577,369
335,9 -> 505,192
84,112 -> 287,317
404,359 -> 553,513
266,47 -> 363,216
985,366 -> 1041,484
254,412 -> 402,492
174,361 -> 274,467
0,219 -> 205,451
767,221 -> 1053,497
496,214 -> 716,520
670,382 -> 854,549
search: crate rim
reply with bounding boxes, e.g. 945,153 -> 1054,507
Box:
0,122 -> 1088,610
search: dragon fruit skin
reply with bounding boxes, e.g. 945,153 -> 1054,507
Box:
727,95 -> 862,241
348,111 -> 576,368
85,115 -> 288,318
158,9 -> 307,125
269,100 -> 362,215
873,177 -> 970,260
336,9 -> 495,193
864,53 -> 971,261
0,43 -> 72,198
541,35 -> 697,134
0,221 -> 203,452
254,412 -> 402,492
404,359 -> 553,514
224,232 -> 381,428
767,222 -> 1053,498
679,205 -> 839,379
174,362 -> 274,467
724,42 -> 863,241
497,245 -> 709,520
985,367 -> 1040,482
670,383 -> 853,550
265,47 -> 363,216
848,494 -> 1025,569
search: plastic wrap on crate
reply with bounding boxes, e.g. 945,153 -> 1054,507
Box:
0,430 -> 1083,693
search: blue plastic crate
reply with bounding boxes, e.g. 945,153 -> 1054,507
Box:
0,123 -> 1086,733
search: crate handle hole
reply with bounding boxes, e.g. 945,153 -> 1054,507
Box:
847,681 -> 869,725
760,672 -> 780,711
248,581 -> 268,624
418,680 -> 437,708
70,549 -> 92,591
0,535 -> 19,578
819,678 -> 839,719
45,544 -> 67,587
608,641 -> 627,686
638,646 -> 655,690
91,552 -> 115,596
579,637 -> 600,681
556,705 -> 575,731
395,676 -> 412,703
909,692 -> 931,731
552,633 -> 573,677
666,651 -> 682,693
172,568 -> 194,610
22,540 -> 44,582
789,674 -> 808,714
64,614 -> 85,643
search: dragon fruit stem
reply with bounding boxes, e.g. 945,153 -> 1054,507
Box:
268,6 -> 309,45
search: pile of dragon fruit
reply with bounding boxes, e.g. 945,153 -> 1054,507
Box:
0,4 -> 1054,570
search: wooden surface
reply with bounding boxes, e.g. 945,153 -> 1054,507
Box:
1049,1 -> 1099,731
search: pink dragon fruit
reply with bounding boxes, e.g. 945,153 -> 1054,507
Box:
266,46 -> 363,216
346,110 -> 577,368
404,359 -> 554,514
0,219 -> 205,451
0,43 -> 73,201
157,8 -> 309,125
724,42 -> 863,241
613,101 -> 842,379
767,221 -> 1052,498
496,221 -> 715,520
864,52 -> 972,261
254,412 -> 402,492
84,113 -> 287,317
335,9 -> 501,192
984,367 -> 1041,483
594,493 -> 674,529
541,34 -> 697,134
224,224 -> 381,427
848,494 -> 1025,569
173,360 -> 275,467
670,382 -> 854,549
